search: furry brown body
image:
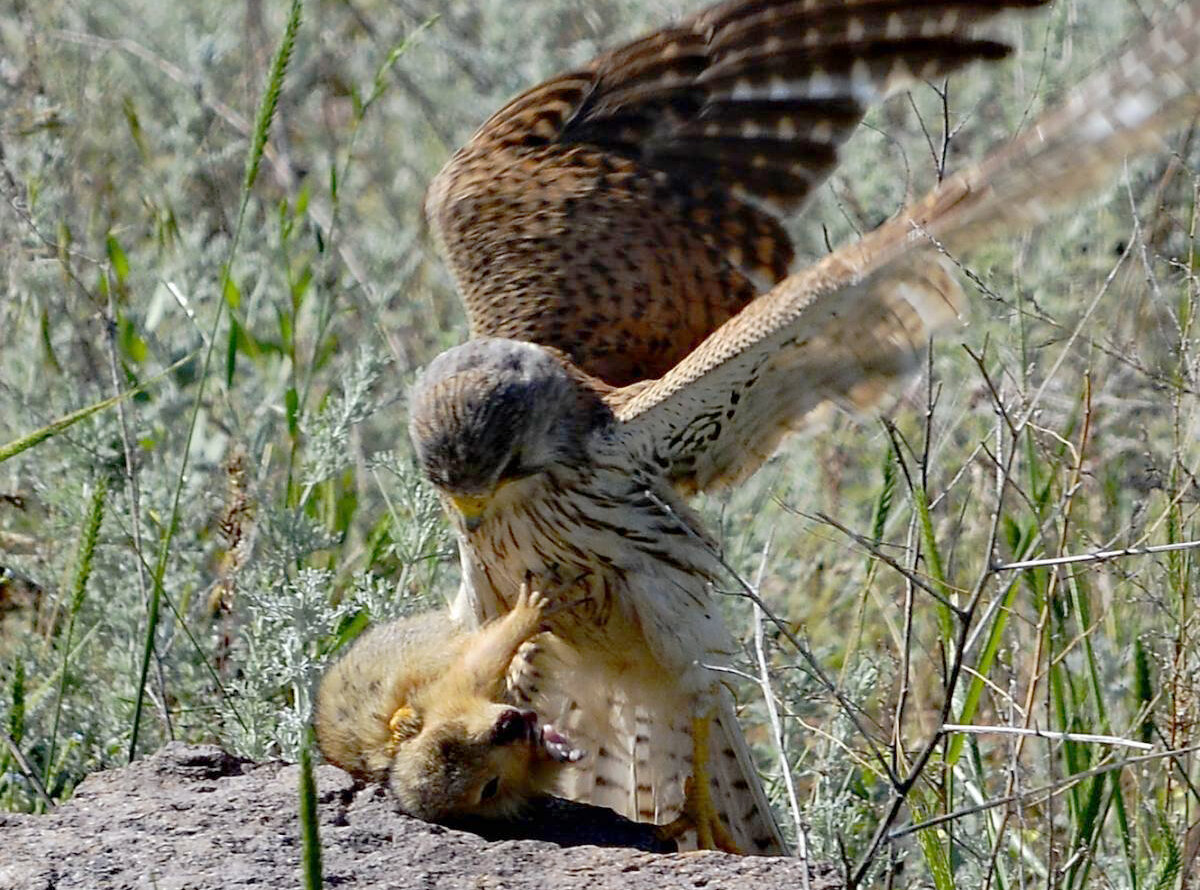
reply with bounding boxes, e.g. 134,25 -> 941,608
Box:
315,588 -> 581,821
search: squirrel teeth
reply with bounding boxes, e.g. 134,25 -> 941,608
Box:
540,723 -> 585,763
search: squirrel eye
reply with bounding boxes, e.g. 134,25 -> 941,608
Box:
480,776 -> 500,802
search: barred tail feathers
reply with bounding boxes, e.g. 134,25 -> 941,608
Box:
505,637 -> 785,854
707,692 -> 788,855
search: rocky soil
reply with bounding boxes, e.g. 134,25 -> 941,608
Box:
0,743 -> 841,889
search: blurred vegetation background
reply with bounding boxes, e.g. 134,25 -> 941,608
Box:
1,0 -> 1197,886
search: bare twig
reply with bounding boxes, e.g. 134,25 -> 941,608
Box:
888,743 -> 1200,841
848,368 -> 1022,887
808,510 -> 963,616
992,539 -> 1200,571
941,723 -> 1153,751
0,727 -> 54,810
749,538 -> 809,874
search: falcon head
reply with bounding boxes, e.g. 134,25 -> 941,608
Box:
409,338 -> 612,531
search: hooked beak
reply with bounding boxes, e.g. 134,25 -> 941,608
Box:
450,493 -> 491,532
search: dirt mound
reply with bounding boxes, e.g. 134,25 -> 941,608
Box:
0,743 -> 839,889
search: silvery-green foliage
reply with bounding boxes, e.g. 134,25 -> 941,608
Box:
256,509 -> 339,573
227,566 -> 349,759
344,570 -> 415,626
301,345 -> 387,490
803,655 -> 883,862
369,450 -> 455,574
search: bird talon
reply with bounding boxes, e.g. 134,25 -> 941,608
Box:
684,715 -> 743,854
653,776 -> 741,854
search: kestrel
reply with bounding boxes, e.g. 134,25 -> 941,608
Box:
409,0 -> 1200,854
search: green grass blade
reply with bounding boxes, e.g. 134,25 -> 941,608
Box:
128,0 -> 304,762
299,724 -> 323,890
0,352 -> 196,464
44,475 -> 107,792
911,791 -> 955,890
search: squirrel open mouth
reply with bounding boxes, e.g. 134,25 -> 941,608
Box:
538,722 -> 584,763
494,707 -> 584,763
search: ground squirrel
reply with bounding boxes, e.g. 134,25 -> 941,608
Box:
315,586 -> 583,821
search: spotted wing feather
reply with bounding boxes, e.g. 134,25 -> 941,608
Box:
609,0 -> 1200,492
426,0 -> 1044,386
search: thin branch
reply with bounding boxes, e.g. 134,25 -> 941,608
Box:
849,365 -> 1021,888
809,510 -> 964,616
941,723 -> 1153,751
749,537 -> 809,872
0,727 -> 54,810
992,539 -> 1200,571
888,743 -> 1200,841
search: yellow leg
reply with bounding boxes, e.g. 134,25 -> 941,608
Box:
689,714 -> 741,854
655,714 -> 742,853
690,715 -> 718,849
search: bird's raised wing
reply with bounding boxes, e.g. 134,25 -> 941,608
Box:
608,1 -> 1200,493
426,0 -> 1044,386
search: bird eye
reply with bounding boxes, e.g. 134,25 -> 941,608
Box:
498,452 -> 525,481
480,776 -> 500,802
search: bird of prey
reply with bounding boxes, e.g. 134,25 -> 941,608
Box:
408,0 -> 1200,854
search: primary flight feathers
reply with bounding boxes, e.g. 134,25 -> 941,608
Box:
427,0 -> 1053,386
610,0 -> 1200,493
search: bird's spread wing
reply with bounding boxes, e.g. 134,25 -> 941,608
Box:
426,0 -> 1044,386
608,1 -> 1200,493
